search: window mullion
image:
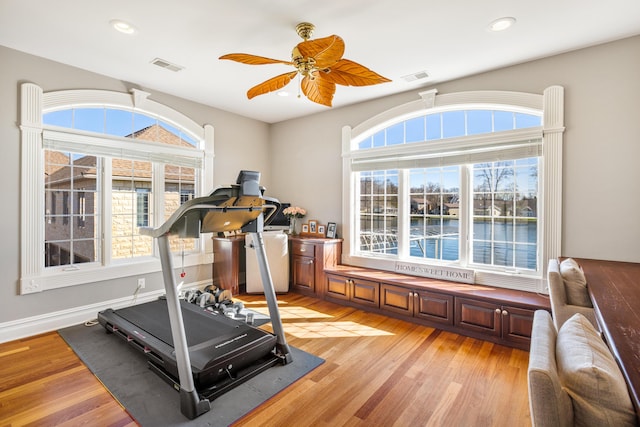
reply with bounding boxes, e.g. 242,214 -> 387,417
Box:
153,162 -> 164,257
398,170 -> 410,258
102,157 -> 112,266
459,165 -> 471,266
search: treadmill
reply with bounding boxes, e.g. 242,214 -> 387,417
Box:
97,170 -> 292,419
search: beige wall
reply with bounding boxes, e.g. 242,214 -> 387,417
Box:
1,35 -> 639,334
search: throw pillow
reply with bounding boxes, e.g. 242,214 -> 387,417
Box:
559,258 -> 592,307
556,313 -> 636,427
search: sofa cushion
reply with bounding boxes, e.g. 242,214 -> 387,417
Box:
559,258 -> 592,307
556,313 -> 636,427
528,310 -> 573,427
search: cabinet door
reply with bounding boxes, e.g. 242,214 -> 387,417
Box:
212,236 -> 244,295
351,278 -> 379,308
415,290 -> 454,325
326,274 -> 350,301
292,255 -> 315,293
380,283 -> 413,316
501,305 -> 535,346
454,297 -> 501,337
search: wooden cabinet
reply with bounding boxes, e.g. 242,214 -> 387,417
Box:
501,305 -> 538,346
326,274 -> 379,308
212,235 -> 245,294
454,297 -> 536,347
291,241 -> 316,294
322,265 -> 548,350
380,283 -> 454,326
290,237 -> 342,296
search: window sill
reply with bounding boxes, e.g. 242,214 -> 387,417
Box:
19,252 -> 213,294
343,254 -> 544,293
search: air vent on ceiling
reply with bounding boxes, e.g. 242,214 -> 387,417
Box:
402,70 -> 429,82
150,58 -> 184,72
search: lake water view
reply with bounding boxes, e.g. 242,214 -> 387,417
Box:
411,218 -> 537,270
364,218 -> 537,270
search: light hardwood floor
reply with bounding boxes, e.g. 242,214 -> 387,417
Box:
0,293 -> 532,426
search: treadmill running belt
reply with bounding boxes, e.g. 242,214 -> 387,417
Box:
113,299 -> 239,348
100,297 -> 278,379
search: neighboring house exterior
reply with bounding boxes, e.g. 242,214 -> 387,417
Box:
44,124 -> 195,266
410,197 -> 460,216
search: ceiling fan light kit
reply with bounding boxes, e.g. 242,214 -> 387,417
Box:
219,22 -> 390,107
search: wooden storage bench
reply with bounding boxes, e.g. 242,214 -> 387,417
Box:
324,265 -> 550,350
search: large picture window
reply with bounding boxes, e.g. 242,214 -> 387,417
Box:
343,88 -> 564,292
20,85 -> 214,293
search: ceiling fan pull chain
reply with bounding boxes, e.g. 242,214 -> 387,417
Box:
297,73 -> 302,99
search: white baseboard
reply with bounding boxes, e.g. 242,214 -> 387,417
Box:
0,280 -> 209,344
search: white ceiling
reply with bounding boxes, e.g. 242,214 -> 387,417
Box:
2,1 -> 640,123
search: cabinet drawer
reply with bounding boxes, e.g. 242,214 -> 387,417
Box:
351,278 -> 379,307
415,291 -> 454,325
380,284 -> 412,315
455,297 -> 501,337
326,274 -> 350,300
292,241 -> 315,257
502,305 -> 535,344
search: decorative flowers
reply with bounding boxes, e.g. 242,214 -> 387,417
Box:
283,206 -> 306,218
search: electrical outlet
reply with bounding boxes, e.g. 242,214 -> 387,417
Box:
137,278 -> 145,289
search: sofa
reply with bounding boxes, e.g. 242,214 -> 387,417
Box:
528,310 -> 637,426
547,258 -> 597,331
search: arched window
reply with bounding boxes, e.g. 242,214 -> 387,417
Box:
342,88 -> 564,292
20,84 -> 214,293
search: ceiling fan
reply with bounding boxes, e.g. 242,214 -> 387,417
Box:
219,22 -> 391,107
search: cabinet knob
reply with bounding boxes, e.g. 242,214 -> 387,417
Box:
502,310 -> 508,316
495,308 -> 501,314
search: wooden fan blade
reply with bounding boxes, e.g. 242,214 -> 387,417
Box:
219,53 -> 292,66
320,59 -> 391,86
301,73 -> 336,107
296,35 -> 344,68
247,71 -> 298,99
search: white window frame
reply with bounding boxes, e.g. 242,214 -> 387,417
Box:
341,87 -> 564,293
19,83 -> 215,294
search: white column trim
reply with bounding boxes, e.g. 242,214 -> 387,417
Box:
341,125 -> 353,262
20,84 -> 44,293
541,85 -> 565,289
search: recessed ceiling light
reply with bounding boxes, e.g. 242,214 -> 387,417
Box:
110,19 -> 137,35
488,17 -> 516,32
277,91 -> 290,97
